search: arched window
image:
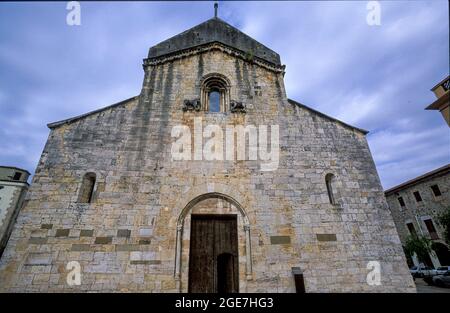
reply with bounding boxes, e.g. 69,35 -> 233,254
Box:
78,172 -> 96,203
325,173 -> 336,205
209,89 -> 221,112
201,74 -> 230,112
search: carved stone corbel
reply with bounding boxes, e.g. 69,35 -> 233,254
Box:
230,100 -> 246,113
182,99 -> 201,112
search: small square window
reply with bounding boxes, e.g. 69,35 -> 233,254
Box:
413,191 -> 422,202
397,197 -> 405,207
431,185 -> 442,197
13,172 -> 21,181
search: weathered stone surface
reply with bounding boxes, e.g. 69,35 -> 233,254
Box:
270,236 -> 291,245
71,244 -> 92,251
316,234 -> 337,242
28,237 -> 48,244
115,244 -> 140,252
117,229 -> 131,238
94,237 -> 112,244
80,229 -> 94,237
24,253 -> 52,266
138,228 -> 152,237
55,229 -> 70,237
130,260 -> 161,265
0,16 -> 415,293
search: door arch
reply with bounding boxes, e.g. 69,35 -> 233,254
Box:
174,192 -> 252,292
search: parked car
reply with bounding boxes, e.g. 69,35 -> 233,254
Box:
410,265 -> 437,278
432,270 -> 450,287
436,266 -> 450,275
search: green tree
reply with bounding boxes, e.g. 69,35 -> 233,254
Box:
403,235 -> 433,264
437,208 -> 450,245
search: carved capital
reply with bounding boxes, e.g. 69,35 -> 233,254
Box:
176,224 -> 183,232
243,224 -> 250,232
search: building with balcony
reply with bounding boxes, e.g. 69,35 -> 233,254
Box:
385,164 -> 450,268
425,75 -> 450,126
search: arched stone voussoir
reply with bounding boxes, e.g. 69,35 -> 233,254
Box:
175,182 -> 251,227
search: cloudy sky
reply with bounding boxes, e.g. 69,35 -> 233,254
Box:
0,1 -> 448,189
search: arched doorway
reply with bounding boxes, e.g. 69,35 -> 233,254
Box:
174,192 -> 252,293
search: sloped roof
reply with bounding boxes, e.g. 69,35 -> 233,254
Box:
48,97 -> 369,134
148,17 -> 281,65
47,96 -> 139,129
287,99 -> 369,135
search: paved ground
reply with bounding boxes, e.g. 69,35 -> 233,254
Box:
414,278 -> 450,293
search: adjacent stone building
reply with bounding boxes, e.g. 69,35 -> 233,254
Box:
385,164 -> 450,268
425,75 -> 449,127
0,15 -> 415,292
0,166 -> 29,259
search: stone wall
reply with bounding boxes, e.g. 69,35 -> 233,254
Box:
386,168 -> 450,266
0,49 -> 415,292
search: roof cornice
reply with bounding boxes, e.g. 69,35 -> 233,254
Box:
0,179 -> 30,187
144,41 -> 286,74
430,75 -> 450,92
425,92 -> 449,110
0,166 -> 31,175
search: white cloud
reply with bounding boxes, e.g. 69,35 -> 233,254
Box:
368,124 -> 450,188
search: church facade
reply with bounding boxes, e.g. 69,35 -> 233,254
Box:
0,16 -> 415,292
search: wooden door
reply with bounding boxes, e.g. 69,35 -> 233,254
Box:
188,214 -> 238,293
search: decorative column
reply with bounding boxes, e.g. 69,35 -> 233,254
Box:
175,224 -> 183,292
244,224 -> 252,280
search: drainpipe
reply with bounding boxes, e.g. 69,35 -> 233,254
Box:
414,215 -> 424,236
